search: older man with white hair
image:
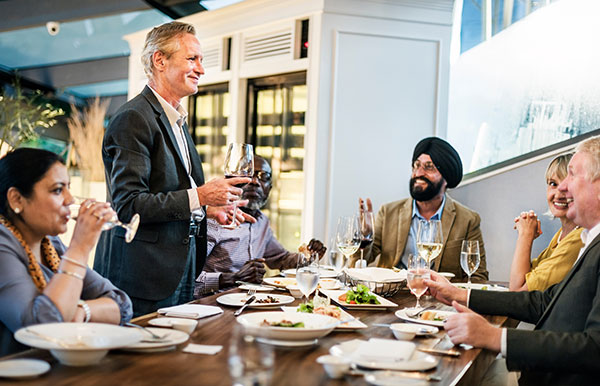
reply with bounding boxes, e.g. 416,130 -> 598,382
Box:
424,135 -> 600,385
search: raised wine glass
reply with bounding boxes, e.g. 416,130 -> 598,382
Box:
416,219 -> 443,267
406,253 -> 430,310
335,216 -> 361,269
357,206 -> 374,269
223,143 -> 254,229
460,240 -> 480,285
69,197 -> 140,243
296,252 -> 320,303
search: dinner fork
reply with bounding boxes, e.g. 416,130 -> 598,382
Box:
125,322 -> 166,340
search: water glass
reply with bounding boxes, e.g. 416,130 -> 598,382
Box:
228,324 -> 274,386
296,253 -> 320,302
406,254 -> 430,309
460,240 -> 480,284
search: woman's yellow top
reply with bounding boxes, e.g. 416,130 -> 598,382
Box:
526,227 -> 584,291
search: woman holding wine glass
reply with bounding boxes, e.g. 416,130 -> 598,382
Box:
0,148 -> 133,356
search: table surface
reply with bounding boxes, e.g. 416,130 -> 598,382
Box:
0,283 -> 515,386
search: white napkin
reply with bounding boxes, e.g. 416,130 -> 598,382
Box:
355,338 -> 416,362
344,267 -> 407,282
157,304 -> 223,319
182,343 -> 223,355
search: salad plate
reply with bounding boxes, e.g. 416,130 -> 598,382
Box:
281,306 -> 367,330
321,286 -> 398,310
236,311 -> 338,341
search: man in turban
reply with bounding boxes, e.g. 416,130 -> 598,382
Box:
352,137 -> 488,282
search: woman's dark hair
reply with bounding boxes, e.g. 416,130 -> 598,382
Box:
0,148 -> 65,216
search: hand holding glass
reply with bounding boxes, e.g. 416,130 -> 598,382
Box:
357,206 -> 374,269
69,197 -> 140,243
416,219 -> 443,266
406,254 -> 430,310
223,143 -> 254,229
460,240 -> 480,284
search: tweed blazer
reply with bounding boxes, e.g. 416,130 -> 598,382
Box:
354,195 -> 488,282
94,86 -> 207,301
470,232 -> 600,385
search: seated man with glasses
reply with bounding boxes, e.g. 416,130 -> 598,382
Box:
351,137 -> 488,282
194,156 -> 327,296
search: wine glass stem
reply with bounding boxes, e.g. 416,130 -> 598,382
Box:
415,296 -> 421,309
360,249 -> 364,264
467,275 -> 471,284
228,201 -> 238,227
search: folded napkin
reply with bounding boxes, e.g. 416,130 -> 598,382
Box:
355,338 -> 416,362
157,304 -> 223,319
182,343 -> 223,355
344,267 -> 407,282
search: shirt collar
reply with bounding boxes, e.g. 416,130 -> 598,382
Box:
580,221 -> 600,250
412,194 -> 446,221
148,85 -> 187,127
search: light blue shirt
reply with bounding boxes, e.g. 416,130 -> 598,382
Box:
398,195 -> 446,268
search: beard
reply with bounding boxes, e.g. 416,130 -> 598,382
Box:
409,177 -> 444,201
241,193 -> 268,214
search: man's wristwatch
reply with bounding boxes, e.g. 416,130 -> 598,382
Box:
77,300 -> 91,323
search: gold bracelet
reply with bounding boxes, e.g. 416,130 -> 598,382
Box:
57,269 -> 84,281
61,256 -> 87,270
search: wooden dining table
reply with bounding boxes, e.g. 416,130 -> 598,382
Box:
0,283 -> 515,385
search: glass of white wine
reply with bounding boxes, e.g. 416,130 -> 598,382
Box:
69,197 -> 140,243
416,219 -> 443,267
460,240 -> 480,284
406,254 -> 430,309
335,216 -> 361,268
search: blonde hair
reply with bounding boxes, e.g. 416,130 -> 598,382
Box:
141,21 -> 196,79
575,135 -> 600,181
545,153 -> 573,183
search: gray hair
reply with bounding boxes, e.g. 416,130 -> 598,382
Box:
575,135 -> 600,181
141,21 -> 196,79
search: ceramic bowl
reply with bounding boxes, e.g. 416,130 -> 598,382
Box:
286,285 -> 303,298
316,355 -> 350,379
389,323 -> 423,340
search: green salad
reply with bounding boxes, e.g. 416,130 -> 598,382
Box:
340,284 -> 380,304
297,301 -> 314,313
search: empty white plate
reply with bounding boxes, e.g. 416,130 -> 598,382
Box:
0,359 -> 50,379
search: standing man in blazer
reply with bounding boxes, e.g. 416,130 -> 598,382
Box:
353,137 -> 488,282
94,22 -> 251,316
425,135 -> 600,385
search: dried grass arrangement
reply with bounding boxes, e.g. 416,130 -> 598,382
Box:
67,97 -> 109,182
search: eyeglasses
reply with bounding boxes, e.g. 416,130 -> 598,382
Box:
253,170 -> 272,182
412,160 -> 438,173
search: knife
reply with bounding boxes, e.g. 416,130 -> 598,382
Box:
417,347 -> 461,357
234,295 -> 256,317
235,281 -> 285,291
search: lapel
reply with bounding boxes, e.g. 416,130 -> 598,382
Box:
393,199 -> 413,267
434,195 -> 456,271
535,232 -> 600,327
182,121 -> 205,185
142,86 -> 188,173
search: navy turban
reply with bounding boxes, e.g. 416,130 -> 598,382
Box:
412,137 -> 463,189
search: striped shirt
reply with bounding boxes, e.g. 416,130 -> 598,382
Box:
194,211 -> 299,296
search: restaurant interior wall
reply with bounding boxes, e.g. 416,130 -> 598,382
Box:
124,0 -> 455,250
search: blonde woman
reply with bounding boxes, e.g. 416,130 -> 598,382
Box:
509,153 -> 583,291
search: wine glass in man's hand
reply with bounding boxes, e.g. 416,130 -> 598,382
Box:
222,143 -> 254,229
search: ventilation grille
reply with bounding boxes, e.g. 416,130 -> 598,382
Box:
202,45 -> 220,69
243,28 -> 292,62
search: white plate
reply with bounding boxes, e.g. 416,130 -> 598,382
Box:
216,293 -> 295,308
365,371 -> 429,386
282,268 -> 339,278
0,359 -> 50,379
452,283 -> 508,291
237,311 -> 338,341
438,272 -> 455,279
263,277 -> 297,288
330,339 -> 438,371
320,289 -> 398,309
147,317 -> 194,328
395,309 -> 457,327
121,328 -> 189,352
280,306 -> 367,330
256,338 -> 318,347
238,284 -> 273,292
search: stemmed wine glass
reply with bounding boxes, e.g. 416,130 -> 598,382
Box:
416,219 -> 443,267
296,252 -> 320,303
335,216 -> 361,269
406,254 -> 430,310
460,240 -> 480,285
357,205 -> 374,268
223,143 -> 254,229
69,197 -> 140,243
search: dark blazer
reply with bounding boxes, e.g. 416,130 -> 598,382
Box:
352,196 -> 488,282
94,86 -> 207,301
470,233 -> 600,385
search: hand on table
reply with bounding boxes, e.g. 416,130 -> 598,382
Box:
423,271 -> 468,306
445,301 -> 502,353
